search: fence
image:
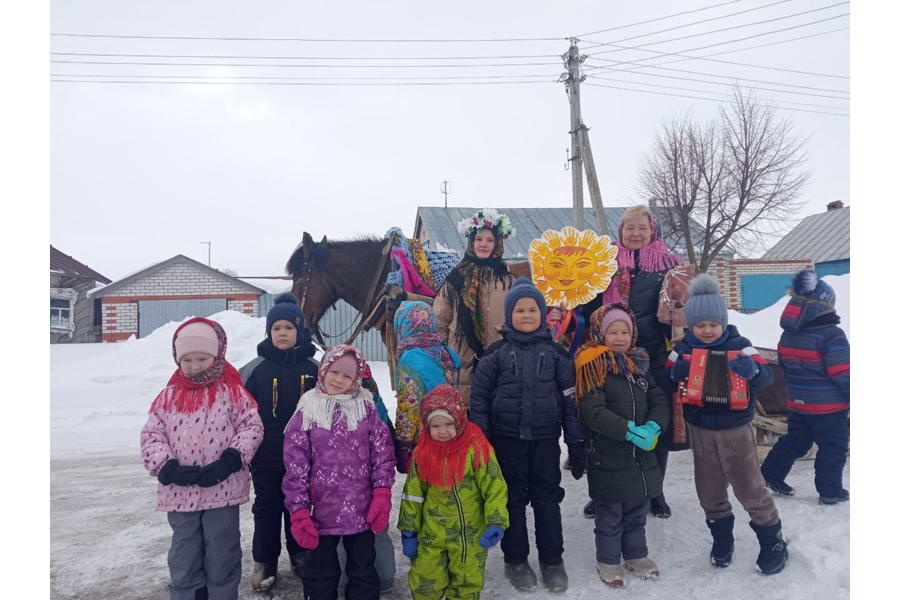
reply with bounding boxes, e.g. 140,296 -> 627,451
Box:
258,294 -> 388,361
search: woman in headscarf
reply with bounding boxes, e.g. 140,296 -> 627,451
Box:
433,208 -> 516,405
393,300 -> 461,473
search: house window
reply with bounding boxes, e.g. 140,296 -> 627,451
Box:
50,297 -> 72,329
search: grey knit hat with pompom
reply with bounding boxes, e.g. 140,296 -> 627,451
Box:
685,273 -> 729,329
791,269 -> 836,306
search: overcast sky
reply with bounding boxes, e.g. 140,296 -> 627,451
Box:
49,0 -> 851,280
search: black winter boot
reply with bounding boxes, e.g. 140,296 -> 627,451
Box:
750,520 -> 789,575
504,561 -> 538,591
583,499 -> 595,519
650,495 -> 672,518
705,515 -> 735,568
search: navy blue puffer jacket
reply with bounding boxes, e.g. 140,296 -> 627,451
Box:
470,326 -> 584,443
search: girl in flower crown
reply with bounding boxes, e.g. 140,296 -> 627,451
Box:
433,207 -> 516,405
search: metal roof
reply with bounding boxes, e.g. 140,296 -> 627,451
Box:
49,245 -> 111,283
762,207 -> 849,263
92,254 -> 266,297
414,206 -> 723,261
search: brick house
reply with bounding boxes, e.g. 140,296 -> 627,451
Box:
50,246 -> 112,344
91,255 -> 267,342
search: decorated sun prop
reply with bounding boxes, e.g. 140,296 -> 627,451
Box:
527,227 -> 619,309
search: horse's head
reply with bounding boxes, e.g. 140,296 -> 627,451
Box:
286,232 -> 338,331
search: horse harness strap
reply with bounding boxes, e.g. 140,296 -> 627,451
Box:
346,232 -> 397,345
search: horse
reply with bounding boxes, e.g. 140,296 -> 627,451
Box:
286,231 -> 531,348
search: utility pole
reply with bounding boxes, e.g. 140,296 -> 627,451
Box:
562,39 -> 586,229
581,127 -> 611,236
201,241 -> 211,266
441,180 -> 451,208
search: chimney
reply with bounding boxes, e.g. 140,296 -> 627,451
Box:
826,200 -> 844,211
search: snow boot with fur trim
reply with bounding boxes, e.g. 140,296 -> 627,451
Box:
706,515 -> 735,568
624,557 -> 660,579
750,520 -> 789,575
251,561 -> 278,592
596,562 -> 625,588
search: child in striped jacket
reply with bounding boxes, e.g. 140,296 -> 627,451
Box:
761,270 -> 850,505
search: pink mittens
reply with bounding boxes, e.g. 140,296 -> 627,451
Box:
290,509 -> 320,550
365,487 -> 392,534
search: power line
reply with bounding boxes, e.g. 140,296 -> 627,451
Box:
50,72 -> 558,81
583,15 -> 850,78
584,27 -> 850,79
50,51 -> 562,61
582,2 -> 849,53
581,0 -> 797,46
586,73 -> 846,106
50,32 -> 566,43
576,0 -> 749,37
50,59 -> 560,69
581,81 -> 848,117
50,78 -> 558,86
587,65 -> 850,94
695,25 -> 847,58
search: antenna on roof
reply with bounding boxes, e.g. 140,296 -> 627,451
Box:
441,180 -> 451,208
201,241 -> 211,266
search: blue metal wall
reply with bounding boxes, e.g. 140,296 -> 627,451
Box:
138,298 -> 228,337
815,259 -> 850,277
259,294 -> 388,361
740,274 -> 793,311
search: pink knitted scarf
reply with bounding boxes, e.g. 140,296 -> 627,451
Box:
602,239 -> 683,307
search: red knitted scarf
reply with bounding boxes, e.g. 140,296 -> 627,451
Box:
412,422 -> 492,489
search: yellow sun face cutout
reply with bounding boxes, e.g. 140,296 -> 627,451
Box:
528,227 -> 619,309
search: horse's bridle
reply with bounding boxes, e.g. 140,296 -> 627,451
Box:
294,262 -> 328,348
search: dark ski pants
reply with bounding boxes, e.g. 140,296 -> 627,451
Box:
167,505 -> 241,600
688,423 -> 779,526
251,464 -> 301,564
493,437 -> 565,565
761,410 -> 849,498
337,528 -> 396,592
302,530 -> 379,600
594,499 -> 650,565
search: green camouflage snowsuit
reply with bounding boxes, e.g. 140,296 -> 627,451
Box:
398,447 -> 509,600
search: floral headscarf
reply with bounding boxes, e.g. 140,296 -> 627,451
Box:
151,317 -> 252,413
316,344 -> 365,397
395,301 -> 460,378
412,383 -> 492,489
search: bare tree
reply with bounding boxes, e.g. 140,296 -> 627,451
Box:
638,87 -> 808,271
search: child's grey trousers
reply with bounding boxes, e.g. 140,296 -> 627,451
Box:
167,505 -> 241,600
687,423 -> 779,526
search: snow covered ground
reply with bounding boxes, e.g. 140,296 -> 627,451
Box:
50,276 -> 851,599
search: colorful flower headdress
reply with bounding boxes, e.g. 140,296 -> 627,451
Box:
457,208 -> 516,240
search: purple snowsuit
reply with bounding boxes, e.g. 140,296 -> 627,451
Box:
282,387 -> 396,535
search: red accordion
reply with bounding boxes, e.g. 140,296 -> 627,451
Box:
677,349 -> 749,411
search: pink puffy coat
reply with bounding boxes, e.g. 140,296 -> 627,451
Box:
140,382 -> 263,512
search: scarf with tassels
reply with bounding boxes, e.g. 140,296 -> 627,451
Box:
413,383 -> 493,489
445,233 -> 513,355
574,341 -> 650,404
413,421 -> 493,489
296,387 -> 374,432
603,239 -> 684,307
150,317 -> 253,414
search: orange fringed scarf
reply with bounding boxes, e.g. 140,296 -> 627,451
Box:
574,340 -> 649,404
412,421 -> 493,489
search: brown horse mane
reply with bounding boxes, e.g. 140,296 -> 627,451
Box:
285,235 -> 382,277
